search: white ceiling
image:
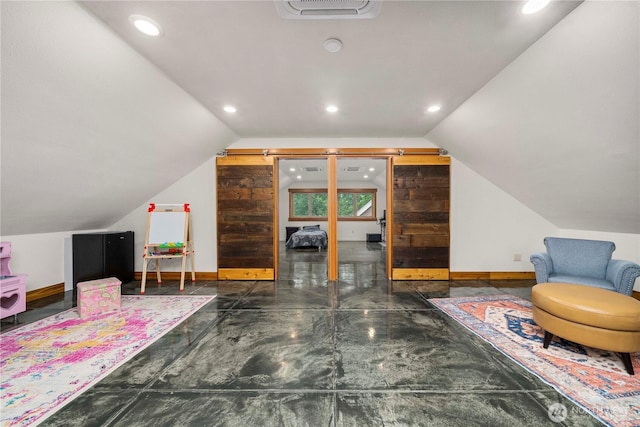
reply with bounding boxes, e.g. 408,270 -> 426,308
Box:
80,0 -> 582,138
427,1 -> 639,234
1,0 -> 638,236
279,158 -> 387,190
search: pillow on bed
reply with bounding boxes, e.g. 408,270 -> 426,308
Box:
303,225 -> 320,231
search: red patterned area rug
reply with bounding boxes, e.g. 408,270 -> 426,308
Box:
429,295 -> 640,427
1,295 -> 215,427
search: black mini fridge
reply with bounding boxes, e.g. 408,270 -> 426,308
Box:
72,231 -> 134,306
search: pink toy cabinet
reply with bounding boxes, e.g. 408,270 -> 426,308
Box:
0,242 -> 27,322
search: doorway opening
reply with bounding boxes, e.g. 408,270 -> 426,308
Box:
219,147 -> 446,282
336,157 -> 387,282
278,158 -> 329,280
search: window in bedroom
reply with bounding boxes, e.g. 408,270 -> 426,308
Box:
290,190 -> 328,219
289,188 -> 376,221
338,189 -> 375,219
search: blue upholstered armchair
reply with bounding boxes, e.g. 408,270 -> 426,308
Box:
530,237 -> 640,296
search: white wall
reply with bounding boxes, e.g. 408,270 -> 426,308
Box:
450,159 -> 558,271
452,163 -> 640,290
230,137 -> 436,150
1,229 -> 106,292
426,1 -> 640,235
110,156 -> 217,273
9,139 -> 640,292
237,138 -> 559,271
1,157 -> 219,293
1,1 -> 237,236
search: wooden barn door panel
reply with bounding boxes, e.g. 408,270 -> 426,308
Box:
391,156 -> 450,280
216,156 -> 276,280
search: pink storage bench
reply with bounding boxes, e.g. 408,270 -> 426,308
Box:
77,277 -> 121,318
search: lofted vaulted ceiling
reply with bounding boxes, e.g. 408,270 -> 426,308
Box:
80,0 -> 583,138
1,1 -> 638,236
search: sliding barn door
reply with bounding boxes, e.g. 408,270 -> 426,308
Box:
216,155 -> 277,280
390,155 -> 450,280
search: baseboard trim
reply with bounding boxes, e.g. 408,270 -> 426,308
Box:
135,271 -> 533,281
133,272 -> 218,281
26,282 -> 64,302
25,271 -> 539,302
449,272 -> 536,280
392,268 -> 449,281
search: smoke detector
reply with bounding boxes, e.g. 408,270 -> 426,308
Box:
275,0 -> 382,19
324,38 -> 343,53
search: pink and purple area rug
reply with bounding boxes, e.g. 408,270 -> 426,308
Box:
430,295 -> 640,427
1,294 -> 215,427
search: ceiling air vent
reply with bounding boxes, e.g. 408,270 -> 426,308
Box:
275,0 -> 382,19
303,166 -> 323,172
343,166 -> 363,172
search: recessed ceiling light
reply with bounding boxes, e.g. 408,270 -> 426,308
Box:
129,15 -> 162,36
296,175 -> 302,180
326,105 -> 338,113
427,105 -> 441,113
289,167 -> 296,172
223,105 -> 237,113
369,167 -> 375,172
363,175 -> 369,179
522,0 -> 550,15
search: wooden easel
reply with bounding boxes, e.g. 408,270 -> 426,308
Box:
140,203 -> 195,294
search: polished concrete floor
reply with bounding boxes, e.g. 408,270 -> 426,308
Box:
2,242 -> 603,426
